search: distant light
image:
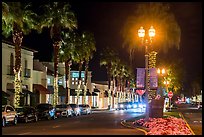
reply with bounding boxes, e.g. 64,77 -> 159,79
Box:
138,26 -> 145,38
149,26 -> 155,38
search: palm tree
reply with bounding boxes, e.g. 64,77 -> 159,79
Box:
121,2 -> 181,56
110,57 -> 121,105
100,47 -> 118,108
59,30 -> 78,104
71,32 -> 85,105
81,31 -> 96,104
39,2 -> 77,106
2,2 -> 39,108
121,2 -> 181,121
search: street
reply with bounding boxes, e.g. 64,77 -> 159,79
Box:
174,103 -> 202,135
2,109 -> 145,135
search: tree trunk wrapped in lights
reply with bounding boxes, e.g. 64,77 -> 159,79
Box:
83,61 -> 89,104
13,30 -> 23,108
148,51 -> 157,68
65,60 -> 71,104
148,51 -> 157,100
77,61 -> 83,104
53,42 -> 60,106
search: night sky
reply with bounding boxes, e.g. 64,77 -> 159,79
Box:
22,2 -> 202,89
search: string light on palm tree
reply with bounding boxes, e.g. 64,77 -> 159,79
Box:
138,26 -> 155,121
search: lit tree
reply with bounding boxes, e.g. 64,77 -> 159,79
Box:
59,30 -> 78,104
121,2 -> 181,55
39,2 -> 77,106
100,47 -> 118,108
2,2 -> 39,108
81,31 -> 96,104
121,2 -> 181,121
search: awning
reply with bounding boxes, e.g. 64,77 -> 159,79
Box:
70,89 -> 91,96
47,85 -> 68,96
94,88 -> 100,92
92,92 -> 98,96
33,84 -> 50,94
104,90 -> 109,97
7,89 -> 34,96
87,91 -> 92,96
22,89 -> 34,95
2,91 -> 10,97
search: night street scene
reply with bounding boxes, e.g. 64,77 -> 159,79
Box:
2,1 -> 202,135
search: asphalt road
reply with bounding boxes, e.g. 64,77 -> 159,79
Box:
174,103 -> 202,135
2,109 -> 145,135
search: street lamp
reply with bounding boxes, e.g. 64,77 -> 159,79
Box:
138,26 -> 155,121
157,68 -> 166,75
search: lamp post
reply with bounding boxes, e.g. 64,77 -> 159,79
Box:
157,68 -> 166,95
138,26 -> 155,121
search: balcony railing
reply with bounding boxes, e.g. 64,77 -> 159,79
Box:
24,68 -> 31,78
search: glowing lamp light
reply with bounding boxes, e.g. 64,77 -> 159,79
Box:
164,80 -> 169,85
138,26 -> 145,38
162,68 -> 165,74
157,68 -> 160,74
149,26 -> 155,38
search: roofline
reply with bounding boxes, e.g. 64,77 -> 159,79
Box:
2,40 -> 38,53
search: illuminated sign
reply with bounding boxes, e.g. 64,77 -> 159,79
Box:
136,68 -> 145,89
72,72 -> 85,78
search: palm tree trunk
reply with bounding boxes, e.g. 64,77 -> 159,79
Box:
107,66 -> 111,108
53,41 -> 60,106
65,59 -> 72,104
83,61 -> 89,104
77,61 -> 83,104
13,28 -> 23,108
112,77 -> 116,108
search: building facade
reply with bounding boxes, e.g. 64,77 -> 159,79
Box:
2,41 -> 36,106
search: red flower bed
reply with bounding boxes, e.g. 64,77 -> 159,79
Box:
133,116 -> 192,135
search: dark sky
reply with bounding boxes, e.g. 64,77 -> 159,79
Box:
23,2 -> 202,89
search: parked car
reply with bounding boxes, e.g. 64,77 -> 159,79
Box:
35,103 -> 56,120
197,102 -> 202,109
55,104 -> 73,117
79,104 -> 92,115
69,104 -> 81,116
2,105 -> 18,127
16,106 -> 38,123
115,102 -> 128,110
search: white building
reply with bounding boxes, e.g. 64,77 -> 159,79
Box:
32,59 -> 50,105
2,41 -> 36,106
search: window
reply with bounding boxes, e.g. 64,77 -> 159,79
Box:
72,78 -> 74,81
47,78 -> 51,85
58,79 -> 62,85
72,82 -> 75,85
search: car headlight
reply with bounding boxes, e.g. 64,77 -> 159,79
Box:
139,104 -> 143,108
133,104 -> 137,108
120,104 -> 124,108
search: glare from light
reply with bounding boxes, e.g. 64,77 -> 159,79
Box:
138,26 -> 145,38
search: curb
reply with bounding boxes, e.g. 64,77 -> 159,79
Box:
179,112 -> 195,135
120,120 -> 148,135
